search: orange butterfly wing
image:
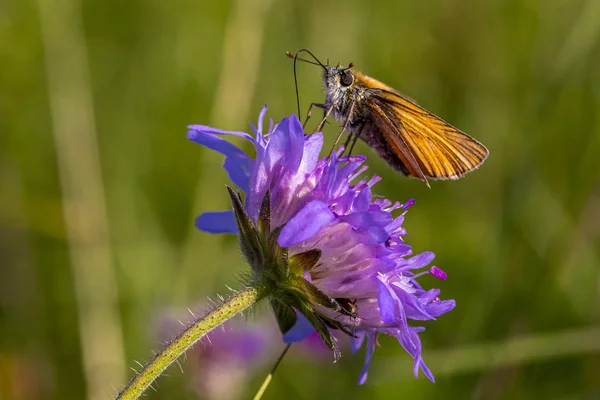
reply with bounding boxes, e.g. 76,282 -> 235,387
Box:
374,90 -> 488,180
357,72 -> 489,181
365,100 -> 429,183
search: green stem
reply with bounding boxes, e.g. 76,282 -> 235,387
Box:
116,285 -> 265,400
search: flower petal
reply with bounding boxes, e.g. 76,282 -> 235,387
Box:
258,105 -> 267,133
357,331 -> 376,385
426,299 -> 456,318
377,278 -> 397,323
297,132 -> 324,178
265,115 -> 305,175
188,124 -> 257,145
350,331 -> 366,354
195,211 -> 237,234
187,128 -> 252,177
223,156 -> 250,193
343,211 -> 392,231
419,288 -> 441,304
283,312 -> 315,343
247,115 -> 306,220
397,251 -> 436,272
278,200 -> 335,247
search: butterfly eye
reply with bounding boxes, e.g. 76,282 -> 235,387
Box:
340,70 -> 353,86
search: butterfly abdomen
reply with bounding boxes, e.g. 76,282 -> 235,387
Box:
350,119 -> 410,176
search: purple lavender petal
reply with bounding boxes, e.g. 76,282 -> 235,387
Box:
278,200 -> 335,247
342,211 -> 392,230
425,299 -> 456,317
357,331 -> 376,385
265,116 -> 305,174
257,104 -> 268,136
223,157 -> 250,193
188,125 -> 258,145
394,285 -> 435,321
377,278 -> 398,323
365,225 -> 393,244
419,288 -> 441,304
350,331 -> 366,354
297,133 -> 324,178
247,158 -> 270,221
246,116 -> 306,220
377,275 -> 414,348
188,128 -> 249,160
196,211 -> 237,234
283,312 -> 315,343
352,186 -> 371,212
385,214 -> 405,234
397,251 -> 436,272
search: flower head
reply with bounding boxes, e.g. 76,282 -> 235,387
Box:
188,106 -> 455,384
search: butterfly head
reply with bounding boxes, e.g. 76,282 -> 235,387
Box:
323,63 -> 356,109
285,51 -> 360,119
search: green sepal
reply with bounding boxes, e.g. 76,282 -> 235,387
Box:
291,297 -> 341,362
226,186 -> 264,273
321,315 -> 358,338
264,226 -> 288,280
257,191 -> 271,238
288,249 -> 321,276
270,299 -> 297,335
288,275 -> 343,313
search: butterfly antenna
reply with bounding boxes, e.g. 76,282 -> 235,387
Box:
292,54 -> 301,118
252,343 -> 292,400
286,49 -> 327,119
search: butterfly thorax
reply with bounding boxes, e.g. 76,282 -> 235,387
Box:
323,66 -> 373,125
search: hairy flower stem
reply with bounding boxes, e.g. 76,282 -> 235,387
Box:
116,285 -> 266,400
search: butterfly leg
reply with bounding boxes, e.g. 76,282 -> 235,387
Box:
345,121 -> 366,157
328,100 -> 356,158
303,103 -> 326,130
313,105 -> 335,134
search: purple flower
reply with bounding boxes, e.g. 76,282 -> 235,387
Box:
188,106 -> 456,384
155,306 -> 342,399
156,307 -> 277,400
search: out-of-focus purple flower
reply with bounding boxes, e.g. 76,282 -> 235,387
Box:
188,106 -> 456,384
157,308 -> 276,400
156,307 -> 339,399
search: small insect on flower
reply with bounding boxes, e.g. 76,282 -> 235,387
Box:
188,106 -> 455,384
286,50 -> 489,187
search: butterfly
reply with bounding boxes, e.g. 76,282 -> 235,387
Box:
287,50 -> 489,187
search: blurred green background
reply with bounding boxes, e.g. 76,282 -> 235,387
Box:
2,0 -> 600,399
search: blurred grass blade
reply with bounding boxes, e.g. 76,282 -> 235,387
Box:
253,343 -> 292,400
375,326 -> 600,382
37,0 -> 126,398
